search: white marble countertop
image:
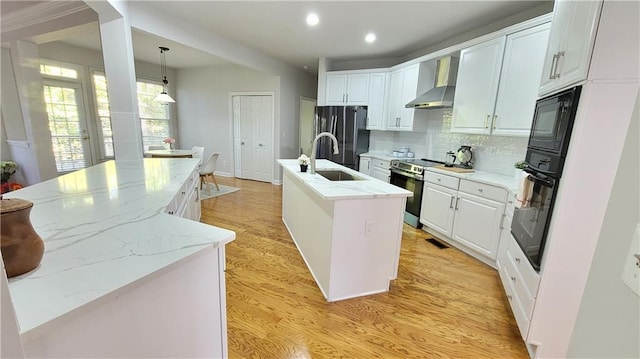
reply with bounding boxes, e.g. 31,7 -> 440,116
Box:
4,159 -> 235,341
278,159 -> 412,200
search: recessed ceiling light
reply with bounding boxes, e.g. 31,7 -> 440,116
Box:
365,33 -> 376,43
306,13 -> 319,26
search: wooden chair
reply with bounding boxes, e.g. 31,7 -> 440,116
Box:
191,146 -> 205,166
199,153 -> 220,192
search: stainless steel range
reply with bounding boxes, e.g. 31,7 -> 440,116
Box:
389,158 -> 444,228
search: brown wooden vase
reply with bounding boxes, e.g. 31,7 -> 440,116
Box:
1,198 -> 44,278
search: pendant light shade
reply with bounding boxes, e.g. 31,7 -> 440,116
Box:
155,46 -> 175,104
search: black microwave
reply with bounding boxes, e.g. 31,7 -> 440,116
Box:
528,86 -> 582,158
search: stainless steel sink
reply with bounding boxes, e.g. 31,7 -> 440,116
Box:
316,170 -> 364,181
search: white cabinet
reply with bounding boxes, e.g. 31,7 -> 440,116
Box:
325,72 -> 370,105
539,0 -> 602,96
421,183 -> 457,237
452,22 -> 550,136
370,158 -> 390,183
451,37 -> 506,134
366,72 -> 387,130
358,156 -> 371,175
451,189 -> 505,260
420,174 -> 507,265
166,168 -> 201,222
385,63 -> 422,131
492,23 -> 551,136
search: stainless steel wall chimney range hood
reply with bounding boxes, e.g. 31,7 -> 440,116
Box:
405,56 -> 459,109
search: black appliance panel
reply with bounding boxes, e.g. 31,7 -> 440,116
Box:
511,167 -> 557,271
528,86 -> 581,157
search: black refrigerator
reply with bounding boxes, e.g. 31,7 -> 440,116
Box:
314,106 -> 370,170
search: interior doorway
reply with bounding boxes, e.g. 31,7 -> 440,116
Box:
299,97 -> 316,156
232,93 -> 274,182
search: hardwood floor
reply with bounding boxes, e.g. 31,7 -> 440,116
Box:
201,177 -> 528,358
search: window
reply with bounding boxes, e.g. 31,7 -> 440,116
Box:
90,77 -> 172,152
92,73 -> 114,158
40,63 -> 78,79
136,81 -> 172,149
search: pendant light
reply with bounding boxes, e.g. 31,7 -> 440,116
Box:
154,46 -> 175,104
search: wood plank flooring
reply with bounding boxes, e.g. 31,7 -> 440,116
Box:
201,177 -> 528,358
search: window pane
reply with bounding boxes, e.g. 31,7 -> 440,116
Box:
40,64 -> 78,79
137,80 -> 171,149
92,74 -> 114,158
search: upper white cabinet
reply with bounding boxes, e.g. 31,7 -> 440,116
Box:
451,37 -> 506,134
386,63 -> 425,131
452,22 -> 550,136
538,0 -> 602,96
493,23 -> 551,136
366,72 -> 387,130
325,72 -> 370,105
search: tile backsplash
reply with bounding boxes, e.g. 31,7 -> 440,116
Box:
369,109 -> 528,176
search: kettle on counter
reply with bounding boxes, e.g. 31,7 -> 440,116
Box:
455,146 -> 473,168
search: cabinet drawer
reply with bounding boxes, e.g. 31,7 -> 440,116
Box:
424,171 -> 459,190
499,263 -> 531,339
371,159 -> 390,169
504,254 -> 535,318
459,179 -> 507,202
507,237 -> 541,295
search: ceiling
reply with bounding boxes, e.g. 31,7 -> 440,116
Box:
5,1 -> 550,73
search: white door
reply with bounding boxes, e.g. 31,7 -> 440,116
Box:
232,94 -> 274,182
43,80 -> 94,173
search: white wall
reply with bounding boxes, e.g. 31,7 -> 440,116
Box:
566,90 -> 640,358
175,65 -> 279,176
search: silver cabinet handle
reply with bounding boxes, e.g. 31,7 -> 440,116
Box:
485,115 -> 490,129
549,53 -> 559,80
345,93 -> 349,103
499,213 -> 506,229
454,197 -> 460,210
515,257 -> 521,264
511,276 -> 516,282
493,115 -> 497,130
554,51 -> 565,79
450,196 -> 455,209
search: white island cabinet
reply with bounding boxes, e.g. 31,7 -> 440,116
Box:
278,159 -> 411,302
3,159 -> 235,358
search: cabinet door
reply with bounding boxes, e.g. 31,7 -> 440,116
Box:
358,157 -> 371,175
420,183 -> 457,237
451,36 -> 506,134
452,191 -> 505,260
398,63 -> 419,131
366,72 -> 387,130
385,68 -> 404,130
325,74 -> 348,105
371,167 -> 389,183
538,0 -> 602,96
346,73 -> 370,105
493,23 -> 551,137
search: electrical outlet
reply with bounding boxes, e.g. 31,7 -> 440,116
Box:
364,221 -> 376,236
621,223 -> 640,296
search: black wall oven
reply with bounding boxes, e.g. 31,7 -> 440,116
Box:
511,86 -> 581,271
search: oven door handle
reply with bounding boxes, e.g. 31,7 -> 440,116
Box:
523,167 -> 555,187
390,168 -> 423,181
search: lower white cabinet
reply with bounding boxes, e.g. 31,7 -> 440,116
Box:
370,158 -> 390,183
421,182 -> 457,237
167,168 -> 201,221
359,156 -> 371,175
420,173 -> 507,265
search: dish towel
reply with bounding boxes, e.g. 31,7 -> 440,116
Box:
515,171 -> 533,208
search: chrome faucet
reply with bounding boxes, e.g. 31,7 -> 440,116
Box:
310,132 -> 339,174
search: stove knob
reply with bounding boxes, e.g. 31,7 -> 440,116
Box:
417,168 -> 423,174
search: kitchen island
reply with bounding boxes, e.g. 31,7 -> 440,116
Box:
278,159 -> 412,302
2,159 -> 235,358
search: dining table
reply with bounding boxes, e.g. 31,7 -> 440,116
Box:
145,149 -> 194,158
